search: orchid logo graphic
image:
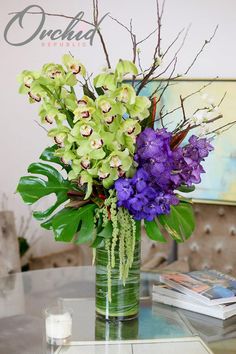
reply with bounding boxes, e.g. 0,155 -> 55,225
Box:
4,4 -> 108,46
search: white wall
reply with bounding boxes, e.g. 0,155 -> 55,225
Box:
0,0 -> 236,257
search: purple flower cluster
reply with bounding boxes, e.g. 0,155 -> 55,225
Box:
171,135 -> 214,187
115,168 -> 179,221
115,128 -> 213,221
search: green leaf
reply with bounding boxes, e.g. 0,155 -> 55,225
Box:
135,220 -> 141,240
83,83 -> 96,100
43,204 -> 96,243
40,145 -> 60,163
91,236 -> 104,248
44,208 -> 79,240
144,219 -> 166,243
98,220 -> 113,239
158,202 -> 195,242
177,185 -> 196,193
95,87 -> 104,96
74,204 -> 96,244
40,145 -> 71,173
17,162 -> 71,220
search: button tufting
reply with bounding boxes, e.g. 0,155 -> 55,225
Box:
218,207 -> 225,216
204,224 -> 212,234
229,226 -> 236,236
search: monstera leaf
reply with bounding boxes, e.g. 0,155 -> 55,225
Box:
42,204 -> 96,244
158,201 -> 195,242
17,162 -> 72,221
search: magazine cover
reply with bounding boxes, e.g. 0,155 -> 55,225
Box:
160,270 -> 236,305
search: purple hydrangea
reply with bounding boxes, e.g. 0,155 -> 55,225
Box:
115,128 -> 214,221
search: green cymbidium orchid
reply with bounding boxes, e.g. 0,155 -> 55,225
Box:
48,124 -> 70,145
112,84 -> 136,105
77,171 -> 93,200
62,54 -> 86,77
39,103 -> 67,124
76,132 -> 106,160
115,59 -> 138,82
127,96 -> 151,120
96,96 -> 125,117
93,72 -> 117,91
42,63 -> 78,87
73,95 -> 96,123
108,149 -> 133,171
18,70 -> 40,94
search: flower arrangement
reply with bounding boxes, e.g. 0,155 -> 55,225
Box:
16,0 -> 234,319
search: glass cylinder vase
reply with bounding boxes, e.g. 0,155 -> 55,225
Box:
95,234 -> 141,321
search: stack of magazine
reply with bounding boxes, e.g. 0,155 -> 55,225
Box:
152,269 -> 236,320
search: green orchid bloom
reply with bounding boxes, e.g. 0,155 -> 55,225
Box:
48,124 -> 70,145
76,132 -> 105,160
112,84 -> 136,105
73,96 -> 96,123
93,72 -> 117,91
77,171 -> 93,199
27,80 -> 49,103
39,103 -> 67,124
69,121 -> 96,142
115,59 -> 138,82
62,54 -> 86,77
108,149 -> 133,172
122,119 -> 141,136
62,92 -> 78,112
42,63 -> 77,87
18,70 -> 40,94
96,95 -> 125,117
126,96 -> 151,120
54,147 -> 76,164
97,161 -> 118,188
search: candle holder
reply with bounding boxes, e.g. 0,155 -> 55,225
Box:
44,305 -> 73,345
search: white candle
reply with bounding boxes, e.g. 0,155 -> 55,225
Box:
46,312 -> 72,340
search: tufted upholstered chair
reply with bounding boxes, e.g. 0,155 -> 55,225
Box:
142,203 -> 236,276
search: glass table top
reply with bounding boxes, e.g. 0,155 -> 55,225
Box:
0,266 -> 235,354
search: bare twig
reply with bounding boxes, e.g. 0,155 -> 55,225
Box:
136,0 -> 165,95
159,104 -> 165,128
207,120 -> 236,136
137,50 -> 144,74
156,0 -> 164,58
162,27 -> 185,58
217,91 -> 227,107
180,95 -> 186,122
153,24 -> 191,81
136,28 -> 158,45
34,120 -> 49,132
184,25 -> 219,75
188,114 -> 223,131
108,15 -> 137,63
151,57 -> 178,100
93,0 -> 111,68
165,80 -> 215,118
138,24 -> 191,97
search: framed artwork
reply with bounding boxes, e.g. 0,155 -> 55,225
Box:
139,79 -> 236,204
